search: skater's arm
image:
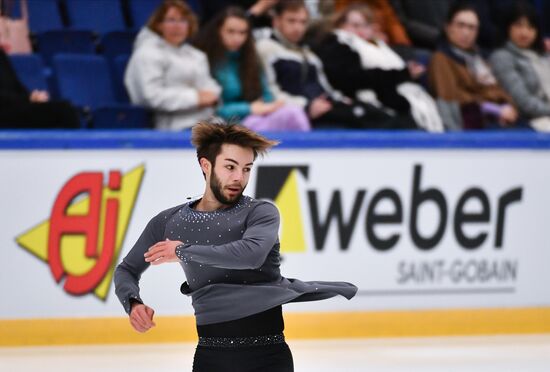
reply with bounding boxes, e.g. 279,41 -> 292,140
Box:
114,212 -> 166,314
145,202 -> 279,270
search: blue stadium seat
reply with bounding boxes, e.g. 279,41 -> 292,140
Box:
53,54 -> 115,109
65,0 -> 126,34
9,0 -> 64,33
27,0 -> 64,33
53,54 -> 151,129
186,0 -> 202,15
100,30 -> 136,63
9,54 -> 49,92
127,0 -> 201,29
127,0 -> 163,29
112,54 -> 131,103
36,30 -> 96,66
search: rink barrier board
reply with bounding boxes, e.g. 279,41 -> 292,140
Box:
1,307 -> 550,346
2,130 -> 550,346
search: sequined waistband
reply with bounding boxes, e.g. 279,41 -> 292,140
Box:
197,333 -> 285,348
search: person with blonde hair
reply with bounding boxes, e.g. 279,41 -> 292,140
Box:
125,0 -> 221,131
115,121 -> 357,371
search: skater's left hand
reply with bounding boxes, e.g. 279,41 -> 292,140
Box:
144,239 -> 183,265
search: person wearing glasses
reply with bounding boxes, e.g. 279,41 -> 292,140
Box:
125,0 -> 221,131
427,2 -> 518,130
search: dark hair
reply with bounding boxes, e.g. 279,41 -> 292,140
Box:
146,0 -> 198,39
194,7 -> 263,101
274,0 -> 307,16
445,1 -> 480,25
441,1 -> 480,46
191,121 -> 279,167
500,1 -> 544,53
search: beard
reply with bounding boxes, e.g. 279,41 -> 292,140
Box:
210,169 -> 245,206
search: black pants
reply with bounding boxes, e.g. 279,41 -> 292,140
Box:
193,342 -> 294,372
193,306 -> 292,371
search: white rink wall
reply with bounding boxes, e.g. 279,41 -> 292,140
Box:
1,130 -> 549,345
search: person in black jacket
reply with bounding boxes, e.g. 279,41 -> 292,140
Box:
0,48 -> 79,129
256,0 -> 417,129
313,3 -> 435,129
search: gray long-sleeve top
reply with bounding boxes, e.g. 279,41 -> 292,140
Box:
114,196 -> 357,325
489,42 -> 550,119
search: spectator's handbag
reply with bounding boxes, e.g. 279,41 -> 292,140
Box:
0,0 -> 31,54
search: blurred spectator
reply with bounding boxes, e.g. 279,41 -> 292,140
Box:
541,0 -> 550,52
124,0 -> 221,131
314,4 -> 442,131
428,2 -> 518,130
0,47 -> 79,129
256,0 -> 416,129
199,0 -> 278,29
471,0 -> 528,50
391,0 -> 522,51
194,6 -> 310,131
390,0 -> 452,50
333,0 -> 411,47
489,1 -> 550,131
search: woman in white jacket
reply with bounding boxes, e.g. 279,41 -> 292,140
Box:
125,0 -> 221,131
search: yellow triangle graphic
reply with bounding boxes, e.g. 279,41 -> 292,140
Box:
275,169 -> 306,253
94,165 -> 145,300
15,165 -> 145,300
16,220 -> 49,262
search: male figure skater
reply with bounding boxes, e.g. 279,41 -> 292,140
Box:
114,121 -> 357,371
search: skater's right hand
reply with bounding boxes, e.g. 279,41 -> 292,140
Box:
129,302 -> 156,333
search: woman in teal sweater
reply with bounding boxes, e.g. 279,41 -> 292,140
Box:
195,6 -> 310,131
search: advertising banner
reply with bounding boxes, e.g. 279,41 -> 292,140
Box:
2,148 -> 549,320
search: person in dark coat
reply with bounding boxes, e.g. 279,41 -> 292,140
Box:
0,48 -> 79,129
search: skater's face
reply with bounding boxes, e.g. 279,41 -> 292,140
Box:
208,144 -> 254,205
273,7 -> 308,44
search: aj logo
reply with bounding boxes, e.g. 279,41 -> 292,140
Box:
15,165 -> 144,300
255,166 -> 309,253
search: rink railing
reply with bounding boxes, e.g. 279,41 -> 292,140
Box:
2,129 -> 550,149
2,129 -> 550,346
